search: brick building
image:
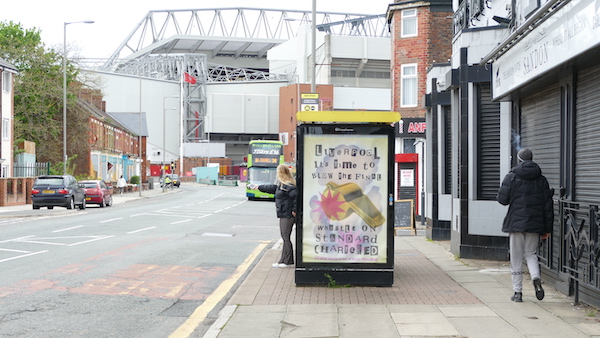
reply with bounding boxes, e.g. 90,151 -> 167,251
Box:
387,0 -> 453,222
76,88 -> 147,184
388,0 -> 453,119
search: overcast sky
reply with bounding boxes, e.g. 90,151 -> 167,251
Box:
2,0 -> 393,61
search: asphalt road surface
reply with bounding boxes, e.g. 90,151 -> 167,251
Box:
0,183 -> 280,337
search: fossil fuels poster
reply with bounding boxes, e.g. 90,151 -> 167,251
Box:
296,123 -> 394,286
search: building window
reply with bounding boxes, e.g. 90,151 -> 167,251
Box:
401,9 -> 418,37
403,138 -> 416,153
401,64 -> 418,107
2,72 -> 10,93
2,119 -> 8,140
331,70 -> 356,78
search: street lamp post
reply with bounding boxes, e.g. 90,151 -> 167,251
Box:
138,75 -> 143,197
162,97 -> 178,192
63,20 -> 94,175
139,71 -> 159,195
311,0 -> 316,92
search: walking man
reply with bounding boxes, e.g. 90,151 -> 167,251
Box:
497,148 -> 554,302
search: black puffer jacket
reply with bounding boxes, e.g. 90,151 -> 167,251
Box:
496,160 -> 554,234
258,183 -> 297,218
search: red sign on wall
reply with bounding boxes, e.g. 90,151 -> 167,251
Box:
396,118 -> 426,136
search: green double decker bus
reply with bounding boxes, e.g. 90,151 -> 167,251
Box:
246,140 -> 284,200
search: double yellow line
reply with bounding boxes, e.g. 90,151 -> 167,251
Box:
169,241 -> 269,338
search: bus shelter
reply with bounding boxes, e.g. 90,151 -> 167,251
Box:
295,111 -> 400,286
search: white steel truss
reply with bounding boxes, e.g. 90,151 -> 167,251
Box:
102,8 -> 389,70
101,8 -> 389,144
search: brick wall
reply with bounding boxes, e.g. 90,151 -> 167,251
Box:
390,3 -> 453,119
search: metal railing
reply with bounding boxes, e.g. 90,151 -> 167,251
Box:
13,162 -> 50,177
543,199 -> 600,305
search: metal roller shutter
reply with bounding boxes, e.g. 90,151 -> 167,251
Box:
520,84 -> 561,270
575,64 -> 600,203
520,84 -> 561,189
444,106 -> 452,195
477,83 -> 500,200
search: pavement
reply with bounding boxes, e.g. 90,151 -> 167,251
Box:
203,234 -> 600,338
0,186 -> 175,216
3,188 -> 600,337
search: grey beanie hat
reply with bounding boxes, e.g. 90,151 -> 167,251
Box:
517,148 -> 533,162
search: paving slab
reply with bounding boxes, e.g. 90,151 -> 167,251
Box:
203,235 -> 599,338
392,312 -> 460,336
449,316 -> 525,338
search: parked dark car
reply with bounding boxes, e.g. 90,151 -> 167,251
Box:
160,174 -> 181,188
79,180 -> 113,207
31,175 -> 86,210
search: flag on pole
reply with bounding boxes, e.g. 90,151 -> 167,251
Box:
184,72 -> 197,84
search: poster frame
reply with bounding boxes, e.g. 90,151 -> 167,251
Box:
295,123 -> 395,286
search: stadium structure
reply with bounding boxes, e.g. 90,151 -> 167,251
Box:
89,7 -> 392,174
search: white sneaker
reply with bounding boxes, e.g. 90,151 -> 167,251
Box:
278,263 -> 293,268
272,263 -> 280,268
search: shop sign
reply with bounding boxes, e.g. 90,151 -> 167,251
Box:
493,0 -> 600,99
396,117 -> 426,136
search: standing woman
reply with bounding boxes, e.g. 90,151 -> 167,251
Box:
251,164 -> 297,268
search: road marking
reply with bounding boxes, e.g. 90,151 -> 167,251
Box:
170,219 -> 192,225
0,248 -> 32,253
67,235 -> 115,246
197,214 -> 211,219
53,226 -> 84,233
231,225 -> 277,230
169,241 -> 268,338
100,218 -> 122,223
196,194 -> 223,204
0,250 -> 48,263
9,235 -> 114,246
127,227 -> 157,234
201,232 -> 233,237
0,235 -> 34,244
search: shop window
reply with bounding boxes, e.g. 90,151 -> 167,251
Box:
401,9 -> 418,37
401,64 -> 418,107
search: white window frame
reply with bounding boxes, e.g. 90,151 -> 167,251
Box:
2,118 -> 9,140
2,72 -> 10,93
401,64 -> 418,107
401,9 -> 418,38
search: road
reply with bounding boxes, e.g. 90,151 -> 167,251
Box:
0,183 -> 280,337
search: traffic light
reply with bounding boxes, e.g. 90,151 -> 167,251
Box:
170,161 -> 174,171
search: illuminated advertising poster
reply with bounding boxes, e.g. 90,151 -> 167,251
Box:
302,133 -> 389,264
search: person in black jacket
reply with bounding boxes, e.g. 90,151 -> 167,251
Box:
497,148 -> 554,303
250,164 -> 297,268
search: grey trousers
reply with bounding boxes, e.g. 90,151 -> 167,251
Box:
510,232 -> 541,292
278,217 -> 295,265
